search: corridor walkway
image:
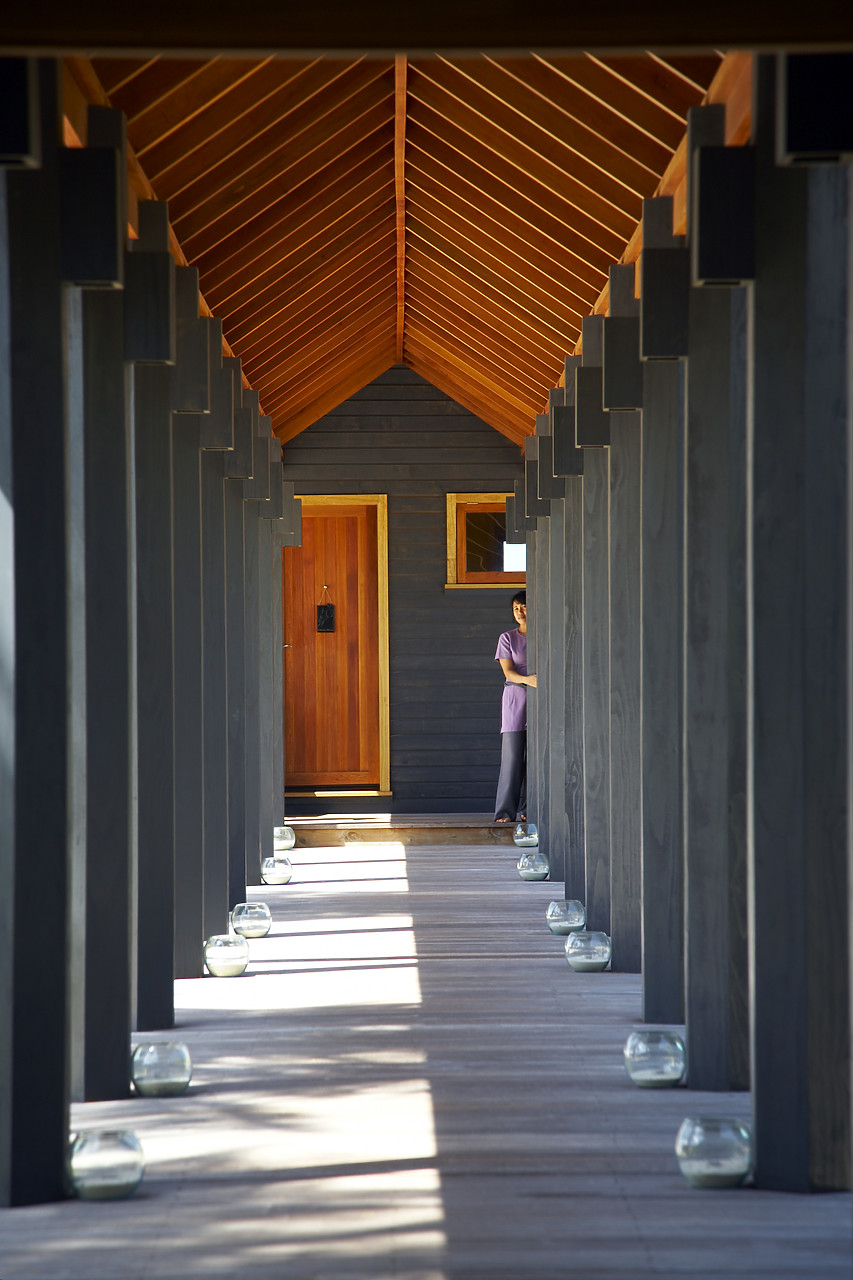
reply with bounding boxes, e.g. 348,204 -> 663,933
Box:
3,841 -> 851,1278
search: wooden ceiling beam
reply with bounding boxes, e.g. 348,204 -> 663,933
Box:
232,233 -> 395,360
407,209 -> 584,346
406,277 -> 561,386
405,351 -> 528,445
405,328 -> 534,418
588,53 -> 718,120
196,126 -> 394,288
483,54 -> 676,172
6,8 -> 853,53
150,57 -> 376,197
266,327 -> 397,423
439,54 -> 661,195
406,141 -> 605,296
406,98 -> 626,261
93,55 -> 159,95
539,55 -> 699,149
177,91 -> 394,254
132,57 -> 325,179
394,54 -> 407,364
411,60 -> 641,231
650,52 -> 725,93
252,289 -> 398,399
407,171 -> 600,310
234,238 -> 396,363
167,64 -> 393,226
225,210 -> 395,345
202,154 -> 394,305
406,119 -> 612,278
407,307 -> 551,406
408,244 -> 574,363
241,251 -> 396,376
97,55 -> 222,123
209,172 -> 395,315
185,112 -> 396,262
128,57 -> 275,150
276,348 -> 397,444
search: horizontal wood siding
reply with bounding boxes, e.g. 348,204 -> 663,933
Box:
283,365 -> 524,813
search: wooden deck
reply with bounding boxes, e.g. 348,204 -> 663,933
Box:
3,840 -> 850,1278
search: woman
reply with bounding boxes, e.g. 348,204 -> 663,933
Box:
494,590 -> 537,823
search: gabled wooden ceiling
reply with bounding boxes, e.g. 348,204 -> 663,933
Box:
88,51 -> 721,443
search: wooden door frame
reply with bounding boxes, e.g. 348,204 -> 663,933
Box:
291,494 -> 390,794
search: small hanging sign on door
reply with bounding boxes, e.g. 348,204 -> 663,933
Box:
316,584 -> 335,632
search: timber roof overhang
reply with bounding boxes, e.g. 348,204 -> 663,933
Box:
63,49 -> 732,444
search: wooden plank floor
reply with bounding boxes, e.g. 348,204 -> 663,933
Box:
3,841 -> 851,1278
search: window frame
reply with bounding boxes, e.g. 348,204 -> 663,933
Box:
445,492 -> 526,588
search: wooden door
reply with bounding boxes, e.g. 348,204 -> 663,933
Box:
283,502 -> 380,787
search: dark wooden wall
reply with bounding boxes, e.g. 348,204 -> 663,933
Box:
283,365 -> 524,814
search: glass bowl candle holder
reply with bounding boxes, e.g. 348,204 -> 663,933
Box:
546,899 -> 586,935
623,1030 -> 686,1087
68,1130 -> 145,1200
273,825 -> 296,852
513,822 -> 539,847
131,1042 -> 192,1097
261,856 -> 292,885
675,1116 -> 752,1188
203,933 -> 250,977
516,848 -> 549,881
231,901 -> 272,938
565,930 -> 611,971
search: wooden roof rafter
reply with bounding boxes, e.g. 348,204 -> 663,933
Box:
74,47 -> 726,443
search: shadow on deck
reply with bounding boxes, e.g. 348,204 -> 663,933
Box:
2,835 -> 850,1278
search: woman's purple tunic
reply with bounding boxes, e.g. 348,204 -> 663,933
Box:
495,628 -> 527,732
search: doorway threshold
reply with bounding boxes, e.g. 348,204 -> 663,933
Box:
285,812 -> 515,846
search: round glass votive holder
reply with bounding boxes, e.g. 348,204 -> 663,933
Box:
516,848 -> 549,881
68,1130 -> 145,1200
513,822 -> 539,847
623,1030 -> 686,1088
675,1116 -> 752,1188
565,929 -> 611,971
273,824 -> 296,852
203,933 -> 250,977
546,899 -> 586,935
261,856 -> 292,885
231,901 -> 272,938
131,1042 -> 192,1097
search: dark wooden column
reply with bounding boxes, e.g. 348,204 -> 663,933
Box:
270,454 -> 289,826
171,272 -> 211,980
243,484 -> 263,885
748,55 -> 850,1191
524,433 -> 550,844
127,201 -> 176,1032
200,359 -> 232,939
681,105 -> 751,1088
64,105 -> 136,1098
608,408 -> 642,975
552,363 -> 585,901
224,389 -> 259,909
1,59 -> 72,1205
605,266 -> 643,975
538,401 -> 567,882
631,206 -> 686,1026
257,512 -> 275,865
574,322 -> 612,935
528,435 -> 551,861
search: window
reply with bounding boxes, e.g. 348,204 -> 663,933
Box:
445,493 -> 526,587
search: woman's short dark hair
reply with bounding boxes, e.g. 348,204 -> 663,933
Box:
512,590 -> 526,607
